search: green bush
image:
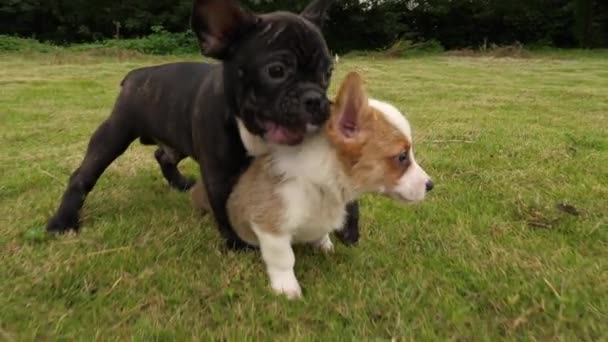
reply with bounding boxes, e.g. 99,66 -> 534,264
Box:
0,31 -> 198,55
0,35 -> 56,53
101,26 -> 198,55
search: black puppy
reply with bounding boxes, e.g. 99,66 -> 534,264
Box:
46,0 -> 360,249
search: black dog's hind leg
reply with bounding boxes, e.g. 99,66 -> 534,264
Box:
335,200 -> 360,245
154,146 -> 195,191
46,117 -> 136,233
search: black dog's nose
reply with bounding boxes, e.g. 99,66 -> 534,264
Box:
302,90 -> 330,124
303,91 -> 329,111
303,91 -> 322,113
425,180 -> 434,192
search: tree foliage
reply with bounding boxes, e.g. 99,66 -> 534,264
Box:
0,0 -> 606,51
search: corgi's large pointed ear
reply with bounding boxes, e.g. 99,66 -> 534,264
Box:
190,0 -> 258,59
333,71 -> 369,139
301,0 -> 336,28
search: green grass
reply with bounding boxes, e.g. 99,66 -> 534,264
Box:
1,50 -> 607,340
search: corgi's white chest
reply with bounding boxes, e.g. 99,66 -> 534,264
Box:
279,178 -> 347,242
271,136 -> 352,243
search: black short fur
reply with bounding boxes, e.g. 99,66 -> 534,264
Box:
45,0 -> 360,249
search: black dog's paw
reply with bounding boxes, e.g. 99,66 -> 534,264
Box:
180,177 -> 196,191
337,201 -> 360,246
46,214 -> 80,234
169,177 -> 196,192
335,227 -> 359,246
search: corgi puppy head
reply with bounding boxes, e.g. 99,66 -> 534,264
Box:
326,72 -> 433,202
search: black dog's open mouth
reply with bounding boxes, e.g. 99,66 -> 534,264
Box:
261,121 -> 306,146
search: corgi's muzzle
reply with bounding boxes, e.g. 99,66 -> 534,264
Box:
391,161 -> 433,203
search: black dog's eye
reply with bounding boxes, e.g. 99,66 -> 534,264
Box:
326,66 -> 333,79
320,66 -> 333,88
267,63 -> 286,80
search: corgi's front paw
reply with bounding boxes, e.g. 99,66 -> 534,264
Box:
314,234 -> 334,253
270,272 -> 302,299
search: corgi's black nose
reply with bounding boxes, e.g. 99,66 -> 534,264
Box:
425,180 -> 434,192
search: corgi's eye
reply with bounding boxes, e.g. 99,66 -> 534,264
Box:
396,150 -> 409,167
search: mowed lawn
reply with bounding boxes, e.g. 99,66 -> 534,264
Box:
1,50 -> 606,340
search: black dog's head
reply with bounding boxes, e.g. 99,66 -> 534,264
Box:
191,0 -> 335,145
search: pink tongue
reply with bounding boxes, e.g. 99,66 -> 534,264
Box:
263,122 -> 303,146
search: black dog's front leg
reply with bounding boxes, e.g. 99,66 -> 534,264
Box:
201,168 -> 253,251
335,200 -> 360,245
195,116 -> 254,251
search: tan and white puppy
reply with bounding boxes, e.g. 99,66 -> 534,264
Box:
191,72 -> 433,299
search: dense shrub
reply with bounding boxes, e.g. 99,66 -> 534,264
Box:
0,29 -> 198,56
0,35 -> 56,53
100,26 -> 198,55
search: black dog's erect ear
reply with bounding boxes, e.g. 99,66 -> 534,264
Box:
190,0 -> 257,59
301,0 -> 336,28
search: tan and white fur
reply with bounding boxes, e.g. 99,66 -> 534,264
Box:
191,72 -> 433,299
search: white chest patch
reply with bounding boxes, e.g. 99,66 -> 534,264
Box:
270,136 -> 353,243
279,179 -> 348,242
236,118 -> 270,157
